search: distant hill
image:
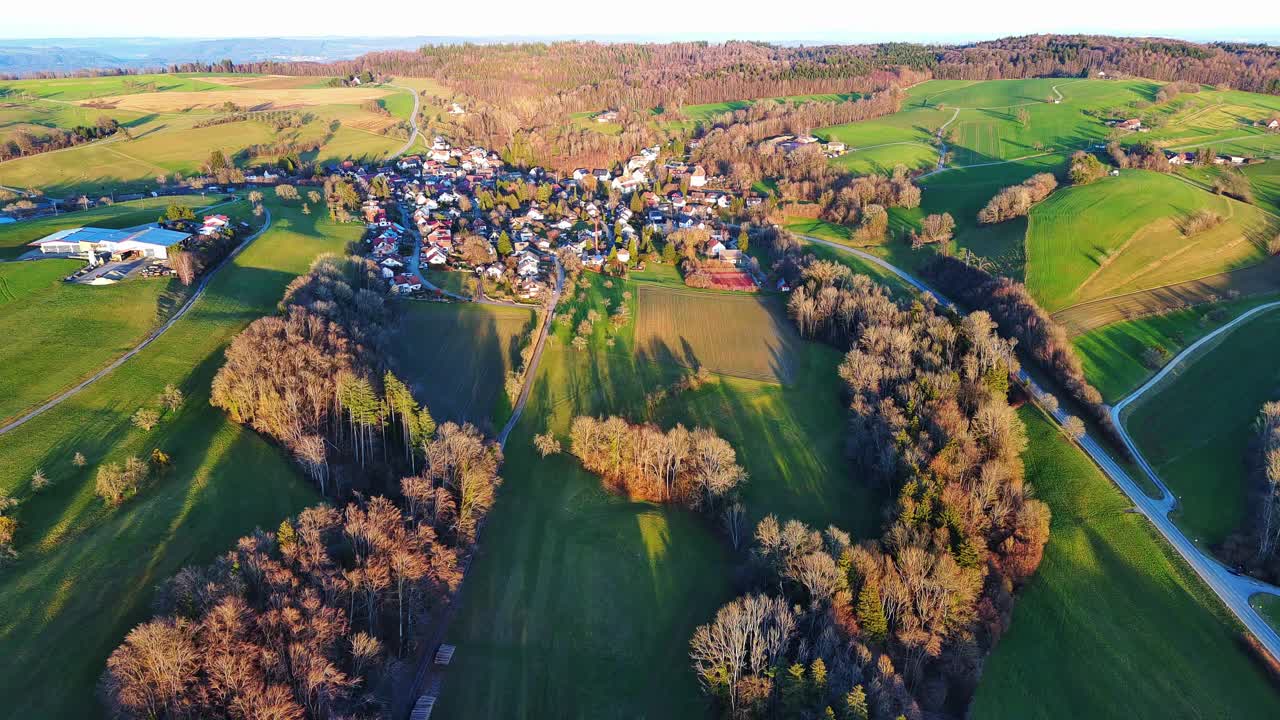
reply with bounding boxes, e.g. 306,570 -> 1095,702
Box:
0,36 -> 452,75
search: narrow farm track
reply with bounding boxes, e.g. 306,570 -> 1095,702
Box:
1052,253 -> 1280,336
797,232 -> 1280,665
0,208 -> 272,436
399,257 -> 562,717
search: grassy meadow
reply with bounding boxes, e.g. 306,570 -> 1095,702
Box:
391,301 -> 535,433
0,198 -> 361,719
436,268 -> 884,718
1026,170 -> 1270,312
0,73 -> 406,196
972,406 -> 1280,719
634,284 -> 802,383
1124,307 -> 1280,546
1072,294 -> 1280,403
0,259 -> 191,425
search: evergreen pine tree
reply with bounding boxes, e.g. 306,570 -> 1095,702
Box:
843,685 -> 869,720
809,658 -> 828,708
857,577 -> 889,641
277,519 -> 297,550
780,663 -> 808,717
498,231 -> 513,256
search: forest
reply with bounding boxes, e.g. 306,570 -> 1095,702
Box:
690,258 -> 1050,719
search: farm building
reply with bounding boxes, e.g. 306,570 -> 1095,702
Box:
28,225 -> 191,260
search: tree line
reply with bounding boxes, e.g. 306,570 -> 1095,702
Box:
1222,402 -> 1280,583
0,116 -> 121,162
691,259 -> 1050,718
103,249 -> 508,717
921,256 -> 1126,449
100,417 -> 502,719
977,173 -> 1057,225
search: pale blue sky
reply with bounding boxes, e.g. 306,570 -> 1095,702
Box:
3,0 -> 1277,41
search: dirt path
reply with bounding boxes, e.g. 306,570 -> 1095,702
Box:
0,208 -> 272,436
1052,253 -> 1280,336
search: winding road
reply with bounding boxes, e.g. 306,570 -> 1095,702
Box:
386,84 -> 423,159
0,208 -> 273,437
797,233 -> 1280,663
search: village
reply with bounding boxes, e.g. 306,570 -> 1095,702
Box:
341,135 -> 766,302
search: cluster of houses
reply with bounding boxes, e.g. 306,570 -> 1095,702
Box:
1163,150 -> 1252,166
759,134 -> 847,157
324,135 -> 762,300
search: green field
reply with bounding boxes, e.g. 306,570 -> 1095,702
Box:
831,141 -> 938,175
1026,170 -> 1271,312
436,267 -> 883,718
973,406 -> 1280,719
391,301 -> 534,433
1124,307 -> 1280,545
1073,294 -> 1280,403
635,284 -> 801,383
0,74 -> 403,196
0,259 -> 191,425
678,92 -> 862,124
0,199 -> 360,719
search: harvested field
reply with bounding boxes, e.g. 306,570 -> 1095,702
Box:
79,88 -> 391,112
635,285 -> 800,384
201,75 -> 328,89
1052,254 -> 1280,336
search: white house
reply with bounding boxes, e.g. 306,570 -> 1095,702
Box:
422,245 -> 448,265
516,252 -> 540,277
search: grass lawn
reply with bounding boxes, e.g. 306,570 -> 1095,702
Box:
0,194 -> 212,258
424,267 -> 474,296
390,301 -> 535,433
1073,293 -> 1280,403
830,142 -> 937,175
436,268 -> 884,718
1124,307 -> 1280,546
972,406 -> 1280,718
1026,170 -> 1270,312
0,259 -> 191,425
1254,594 -> 1280,633
0,198 -> 360,720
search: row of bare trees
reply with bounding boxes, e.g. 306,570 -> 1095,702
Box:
692,261 -> 1049,718
1222,403 -> 1280,582
921,256 -> 1126,448
976,173 -> 1058,224
568,416 -> 747,512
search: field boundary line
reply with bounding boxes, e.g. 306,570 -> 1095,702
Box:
0,208 -> 272,436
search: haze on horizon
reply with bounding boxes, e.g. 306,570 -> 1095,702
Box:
3,0 -> 1278,43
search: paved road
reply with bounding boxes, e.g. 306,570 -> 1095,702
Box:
386,84 -> 423,159
0,209 -> 273,437
797,233 -> 1280,663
